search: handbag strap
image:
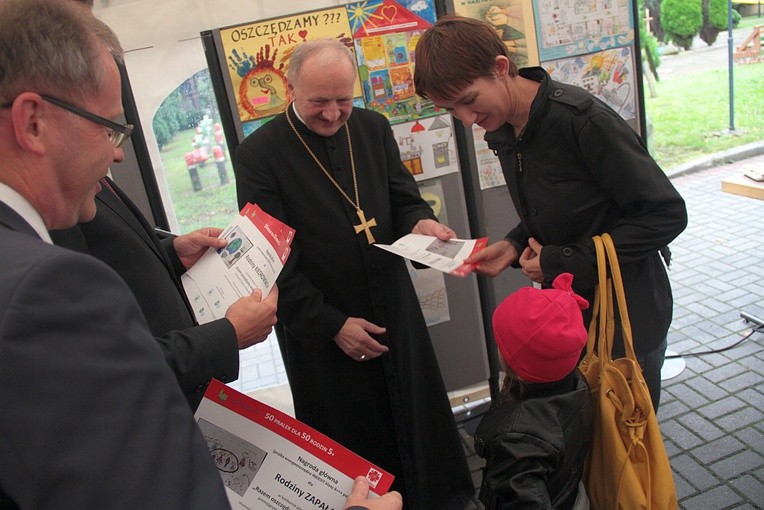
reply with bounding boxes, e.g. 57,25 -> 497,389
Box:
583,235 -> 607,361
595,236 -> 615,363
583,234 -> 638,364
601,233 -> 638,362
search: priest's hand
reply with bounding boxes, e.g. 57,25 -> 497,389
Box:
334,317 -> 388,362
412,219 -> 455,241
343,476 -> 402,510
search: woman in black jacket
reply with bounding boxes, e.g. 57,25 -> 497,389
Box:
414,16 -> 687,409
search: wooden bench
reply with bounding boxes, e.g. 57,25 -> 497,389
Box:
734,25 -> 763,64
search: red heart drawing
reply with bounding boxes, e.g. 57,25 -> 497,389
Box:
381,5 -> 397,22
298,30 -> 308,41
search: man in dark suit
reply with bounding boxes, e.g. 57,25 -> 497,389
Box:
0,1 -> 231,506
51,177 -> 279,409
53,0 -> 278,411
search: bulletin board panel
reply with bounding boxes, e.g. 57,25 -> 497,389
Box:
416,171 -> 490,392
448,0 -> 644,134
204,0 -> 445,152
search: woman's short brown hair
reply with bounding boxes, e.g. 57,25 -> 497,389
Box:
414,15 -> 518,101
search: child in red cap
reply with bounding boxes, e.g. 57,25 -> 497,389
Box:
474,273 -> 593,509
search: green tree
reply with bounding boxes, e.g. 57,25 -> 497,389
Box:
152,69 -> 221,150
646,0 -> 664,41
699,0 -> 728,45
639,0 -> 661,81
662,0 -> 703,49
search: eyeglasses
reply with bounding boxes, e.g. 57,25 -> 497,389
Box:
41,95 -> 133,148
0,94 -> 133,148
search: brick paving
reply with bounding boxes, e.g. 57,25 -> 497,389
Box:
659,153 -> 764,509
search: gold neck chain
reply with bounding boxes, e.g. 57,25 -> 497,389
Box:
285,104 -> 377,243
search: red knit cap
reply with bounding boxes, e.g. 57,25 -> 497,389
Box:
492,273 -> 589,383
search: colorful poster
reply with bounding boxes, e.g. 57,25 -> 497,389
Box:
215,1 -> 440,130
217,8 -> 359,126
470,125 -> 507,190
348,0 -> 440,124
391,115 -> 459,182
532,0 -> 634,61
543,45 -> 637,120
453,0 -> 540,67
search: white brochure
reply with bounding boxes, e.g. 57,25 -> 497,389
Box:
375,234 -> 487,277
181,203 -> 293,324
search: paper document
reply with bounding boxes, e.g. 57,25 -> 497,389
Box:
195,380 -> 394,509
375,234 -> 487,277
182,203 -> 294,324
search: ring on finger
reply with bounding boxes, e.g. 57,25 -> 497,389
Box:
359,354 -> 366,361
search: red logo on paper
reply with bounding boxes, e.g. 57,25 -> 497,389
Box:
366,468 -> 382,488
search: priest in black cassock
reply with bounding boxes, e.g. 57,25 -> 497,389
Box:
234,38 -> 474,509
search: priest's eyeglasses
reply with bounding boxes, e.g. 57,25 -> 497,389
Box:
1,94 -> 133,148
41,95 -> 133,148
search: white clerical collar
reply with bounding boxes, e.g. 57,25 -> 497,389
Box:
291,103 -> 307,127
0,181 -> 53,244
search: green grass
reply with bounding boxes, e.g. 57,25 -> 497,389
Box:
645,61 -> 764,170
159,128 -> 239,233
738,14 -> 764,30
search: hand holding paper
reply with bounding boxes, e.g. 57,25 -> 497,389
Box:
181,203 -> 294,325
344,477 -> 402,510
225,285 -> 279,349
173,227 -> 227,269
411,218 -> 456,240
375,234 -> 488,277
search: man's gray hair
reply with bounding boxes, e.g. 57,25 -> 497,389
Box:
286,38 -> 357,85
0,0 -> 123,105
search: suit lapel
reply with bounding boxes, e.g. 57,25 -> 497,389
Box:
96,178 -> 165,262
0,201 -> 41,239
99,179 -> 196,318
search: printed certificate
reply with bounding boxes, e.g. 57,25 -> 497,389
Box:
195,380 -> 394,510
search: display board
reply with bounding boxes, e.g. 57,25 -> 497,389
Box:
202,0 -> 489,393
450,0 -> 642,137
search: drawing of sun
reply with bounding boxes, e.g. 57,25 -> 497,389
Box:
348,0 -> 384,33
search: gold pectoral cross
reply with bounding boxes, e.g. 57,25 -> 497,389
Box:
354,208 -> 377,244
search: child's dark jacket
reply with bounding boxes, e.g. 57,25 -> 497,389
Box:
474,369 -> 593,509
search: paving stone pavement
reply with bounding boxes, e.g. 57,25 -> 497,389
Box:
458,152 -> 764,510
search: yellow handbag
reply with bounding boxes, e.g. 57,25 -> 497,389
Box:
578,234 -> 678,509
